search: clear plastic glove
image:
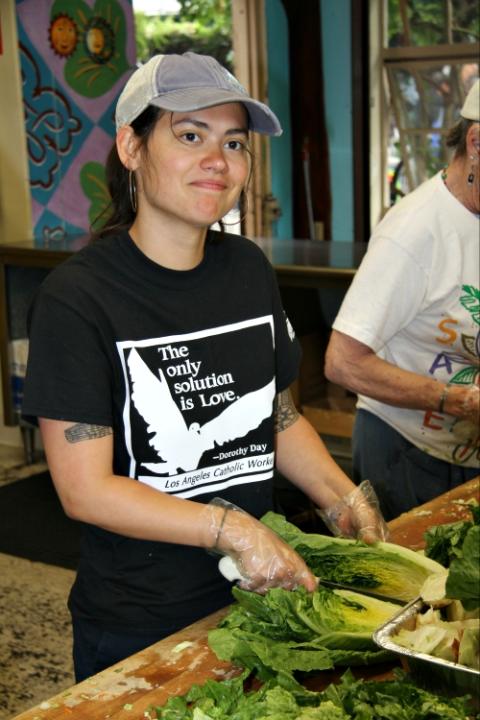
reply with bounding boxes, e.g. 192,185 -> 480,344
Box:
203,498 -> 316,594
316,480 -> 389,543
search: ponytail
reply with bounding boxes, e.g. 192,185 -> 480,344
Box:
90,106 -> 163,241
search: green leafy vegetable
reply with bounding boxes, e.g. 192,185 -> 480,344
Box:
446,525 -> 480,612
208,585 -> 398,678
424,503 -> 479,568
423,504 -> 480,611
261,512 -> 444,601
154,668 -> 477,719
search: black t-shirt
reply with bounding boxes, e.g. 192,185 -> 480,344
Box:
22,230 -> 301,633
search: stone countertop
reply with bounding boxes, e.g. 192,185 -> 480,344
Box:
0,554 -> 75,720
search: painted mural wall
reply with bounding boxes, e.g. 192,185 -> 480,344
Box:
15,0 -> 136,241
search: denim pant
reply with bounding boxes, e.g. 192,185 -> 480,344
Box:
72,617 -> 172,682
352,409 -> 479,521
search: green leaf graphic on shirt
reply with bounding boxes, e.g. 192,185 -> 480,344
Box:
461,334 -> 477,357
460,285 -> 480,326
50,0 -> 131,97
80,161 -> 110,229
449,366 -> 480,385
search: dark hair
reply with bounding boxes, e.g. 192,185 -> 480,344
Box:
91,106 -> 161,241
446,117 -> 474,157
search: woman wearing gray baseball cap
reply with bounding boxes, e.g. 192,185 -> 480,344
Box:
23,52 -> 387,682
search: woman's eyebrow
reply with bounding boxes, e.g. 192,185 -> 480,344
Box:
172,117 -> 248,135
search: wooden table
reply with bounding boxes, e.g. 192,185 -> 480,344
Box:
12,477 -> 479,720
388,476 -> 480,550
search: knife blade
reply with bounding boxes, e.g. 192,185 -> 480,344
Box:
218,557 -> 406,605
316,579 -> 407,605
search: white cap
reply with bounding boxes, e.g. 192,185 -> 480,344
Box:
116,52 -> 282,136
461,79 -> 480,121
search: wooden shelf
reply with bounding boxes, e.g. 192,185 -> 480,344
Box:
301,395 -> 356,438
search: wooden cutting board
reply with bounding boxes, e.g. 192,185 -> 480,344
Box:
388,476 -> 479,549
12,477 -> 479,719
12,608 -> 237,720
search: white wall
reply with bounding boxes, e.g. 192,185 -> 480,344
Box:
0,0 -> 32,448
0,0 -> 32,245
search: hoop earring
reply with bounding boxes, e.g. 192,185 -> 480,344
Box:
129,170 -> 137,213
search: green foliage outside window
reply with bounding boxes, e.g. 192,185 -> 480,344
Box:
134,0 -> 232,69
387,0 -> 479,46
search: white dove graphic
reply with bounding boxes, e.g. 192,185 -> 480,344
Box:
127,348 -> 275,475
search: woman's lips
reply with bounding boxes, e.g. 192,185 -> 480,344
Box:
190,180 -> 227,191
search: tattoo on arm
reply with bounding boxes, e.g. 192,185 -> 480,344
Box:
64,424 -> 113,444
273,388 -> 299,433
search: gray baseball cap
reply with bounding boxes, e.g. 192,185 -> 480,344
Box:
460,78 -> 479,121
115,52 -> 282,136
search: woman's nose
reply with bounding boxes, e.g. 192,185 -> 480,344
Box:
200,144 -> 227,172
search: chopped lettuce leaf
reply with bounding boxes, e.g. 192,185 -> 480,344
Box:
446,525 -> 480,611
420,571 -> 451,607
458,626 -> 480,670
154,669 -> 477,719
393,605 -> 480,670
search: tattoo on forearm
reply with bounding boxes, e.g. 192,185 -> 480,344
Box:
274,389 -> 299,433
64,424 -> 113,444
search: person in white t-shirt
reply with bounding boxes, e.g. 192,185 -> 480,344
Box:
325,79 -> 480,520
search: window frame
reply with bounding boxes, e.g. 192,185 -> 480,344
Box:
370,0 -> 479,223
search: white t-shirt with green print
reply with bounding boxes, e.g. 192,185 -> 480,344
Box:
334,171 -> 479,467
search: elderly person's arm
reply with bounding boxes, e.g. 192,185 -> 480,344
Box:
325,330 -> 479,424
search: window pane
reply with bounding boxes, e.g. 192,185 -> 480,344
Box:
387,60 -> 479,199
389,62 -> 478,129
403,131 -> 444,186
387,0 -> 479,47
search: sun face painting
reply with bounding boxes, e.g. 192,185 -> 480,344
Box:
49,13 -> 78,58
49,0 -> 130,97
84,17 -> 115,64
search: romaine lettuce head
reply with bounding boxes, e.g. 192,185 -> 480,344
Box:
229,585 -> 399,641
208,585 -> 396,678
262,512 -> 444,601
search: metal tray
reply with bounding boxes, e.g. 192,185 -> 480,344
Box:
373,597 -> 480,703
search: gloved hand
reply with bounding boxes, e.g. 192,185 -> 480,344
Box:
203,498 -> 317,594
316,480 -> 389,543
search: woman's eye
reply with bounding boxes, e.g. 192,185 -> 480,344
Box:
182,131 -> 200,143
225,139 -> 245,151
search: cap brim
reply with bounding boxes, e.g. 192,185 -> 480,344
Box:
149,87 -> 283,136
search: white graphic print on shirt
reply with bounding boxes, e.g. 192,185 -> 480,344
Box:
118,316 -> 277,499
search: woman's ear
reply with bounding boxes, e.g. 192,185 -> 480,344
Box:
466,122 -> 480,159
116,126 -> 140,170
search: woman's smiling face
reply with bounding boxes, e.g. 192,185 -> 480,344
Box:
135,103 -> 250,230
